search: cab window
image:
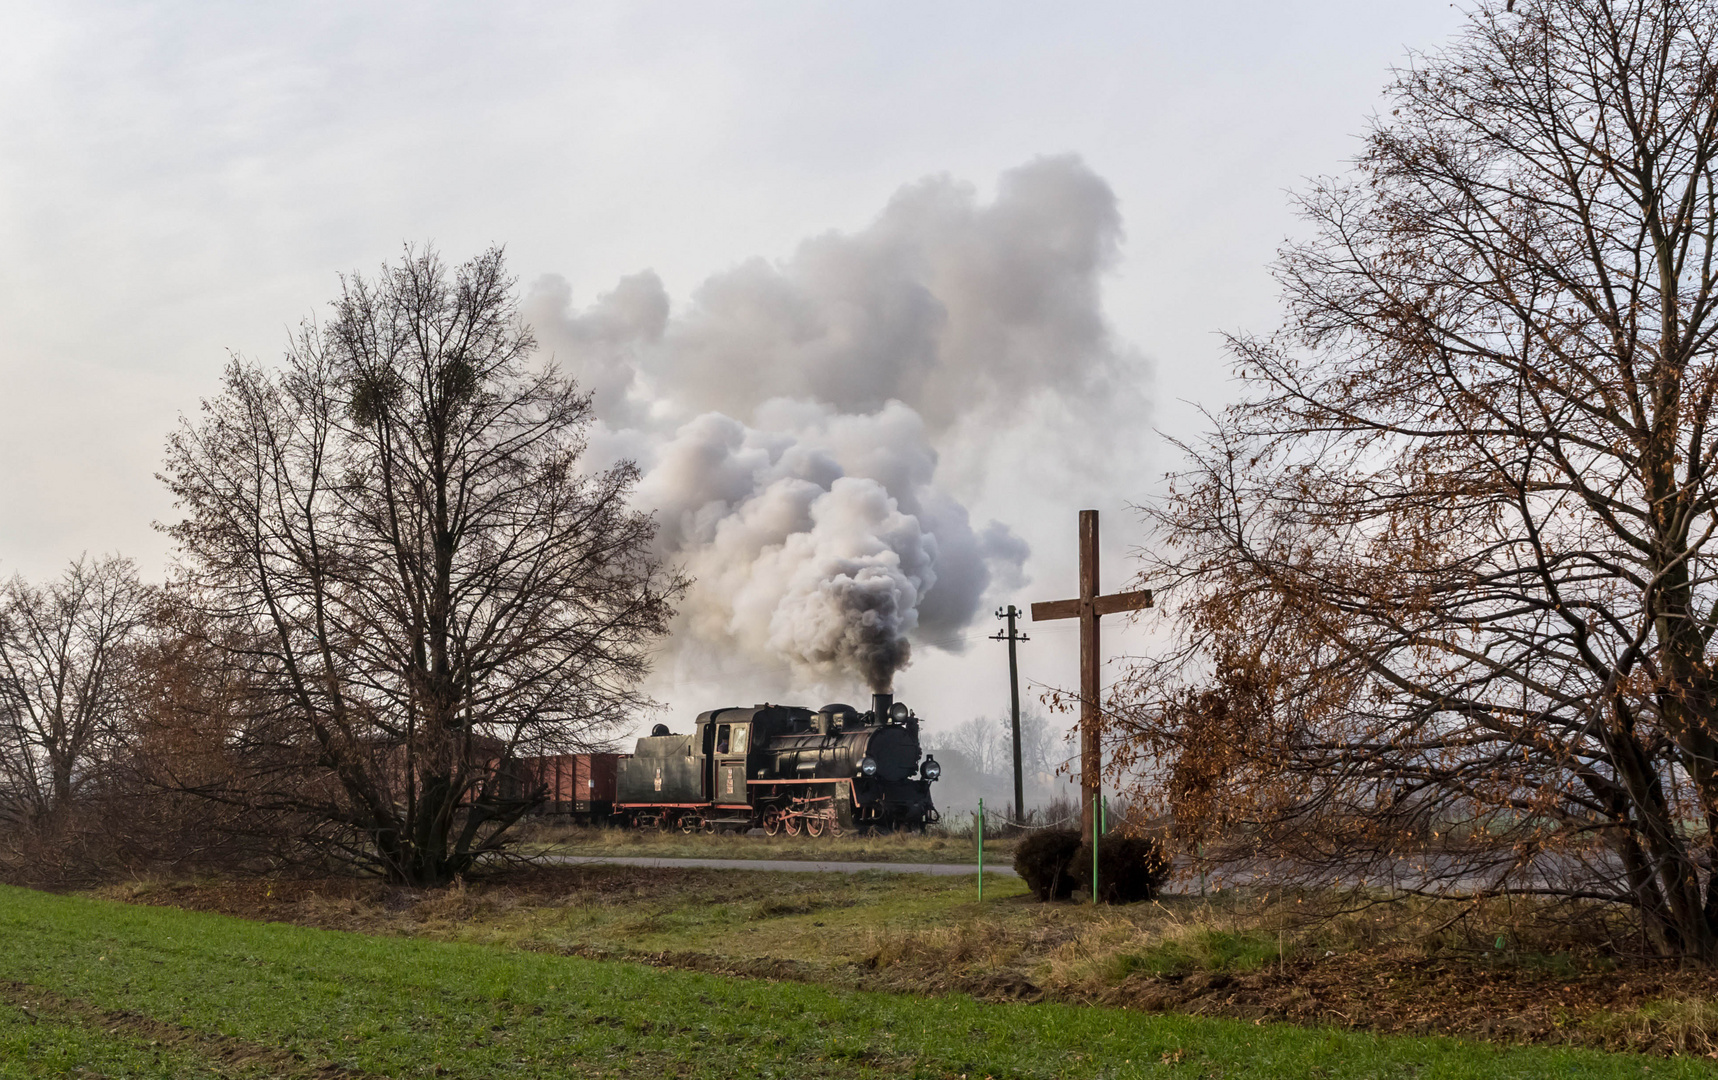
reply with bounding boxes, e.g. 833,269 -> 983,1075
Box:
716,724 -> 731,754
730,724 -> 748,754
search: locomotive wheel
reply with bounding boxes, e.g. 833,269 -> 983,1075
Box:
701,817 -> 716,834
804,813 -> 825,838
762,811 -> 781,836
679,813 -> 697,834
784,813 -> 801,836
825,813 -> 842,838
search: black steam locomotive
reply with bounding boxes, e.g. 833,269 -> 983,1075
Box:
615,692 -> 941,834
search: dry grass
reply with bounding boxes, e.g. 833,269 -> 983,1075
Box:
507,819 -> 1019,864
1588,998 -> 1718,1056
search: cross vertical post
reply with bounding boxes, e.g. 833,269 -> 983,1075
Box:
1030,509 -> 1152,845
1078,510 -> 1100,842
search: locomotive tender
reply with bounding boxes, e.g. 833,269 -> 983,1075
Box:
614,692 -> 941,834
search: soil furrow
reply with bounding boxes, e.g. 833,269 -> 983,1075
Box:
0,978 -> 387,1079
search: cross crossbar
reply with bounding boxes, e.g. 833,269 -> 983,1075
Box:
1030,590 -> 1152,623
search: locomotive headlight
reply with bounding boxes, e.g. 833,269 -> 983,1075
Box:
920,756 -> 941,782
889,702 -> 909,723
859,756 -> 878,777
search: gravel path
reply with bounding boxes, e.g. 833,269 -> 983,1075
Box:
542,854 -> 1019,877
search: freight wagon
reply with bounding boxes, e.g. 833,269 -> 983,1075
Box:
505,752 -> 620,822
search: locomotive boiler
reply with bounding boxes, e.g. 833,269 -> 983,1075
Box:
614,692 -> 941,834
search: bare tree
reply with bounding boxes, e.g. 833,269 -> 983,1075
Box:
925,709 -> 1067,816
161,246 -> 683,885
941,715 -> 1013,780
1116,0 -> 1718,960
0,555 -> 150,827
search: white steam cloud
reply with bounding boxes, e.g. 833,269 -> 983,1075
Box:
527,155 -> 1129,699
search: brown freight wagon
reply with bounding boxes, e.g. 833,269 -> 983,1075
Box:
507,753 -> 621,821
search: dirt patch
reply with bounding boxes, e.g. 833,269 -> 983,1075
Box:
0,978 -> 385,1078
1095,954 -> 1718,1055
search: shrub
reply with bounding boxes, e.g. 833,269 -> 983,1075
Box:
1075,834 -> 1170,904
1012,828 -> 1081,901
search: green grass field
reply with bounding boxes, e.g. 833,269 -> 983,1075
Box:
0,883 -> 1707,1078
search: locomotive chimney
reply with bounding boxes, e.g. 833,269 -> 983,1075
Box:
872,691 -> 893,723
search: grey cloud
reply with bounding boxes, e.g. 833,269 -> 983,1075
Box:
658,154 -> 1124,431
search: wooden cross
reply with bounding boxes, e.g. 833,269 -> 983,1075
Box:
1031,510 -> 1152,843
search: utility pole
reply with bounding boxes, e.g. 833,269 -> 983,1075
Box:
991,605 -> 1028,824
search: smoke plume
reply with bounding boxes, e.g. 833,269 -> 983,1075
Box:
527,155 -> 1128,698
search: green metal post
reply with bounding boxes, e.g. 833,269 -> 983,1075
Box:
977,798 -> 984,901
1091,793 -> 1105,905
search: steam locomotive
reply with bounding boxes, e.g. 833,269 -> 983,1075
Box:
613,691 -> 941,834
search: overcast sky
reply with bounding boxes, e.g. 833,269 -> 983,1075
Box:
0,1 -> 1470,768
